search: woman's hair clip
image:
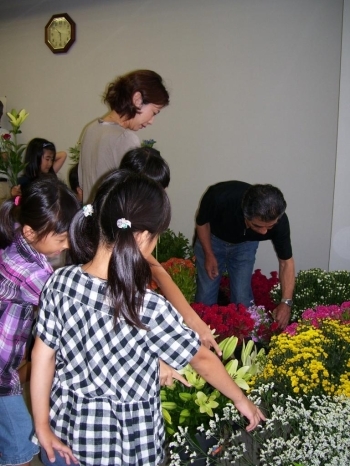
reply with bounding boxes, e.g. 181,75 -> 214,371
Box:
117,218 -> 131,229
82,204 -> 94,217
14,195 -> 21,206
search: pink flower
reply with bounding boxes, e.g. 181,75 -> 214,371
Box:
284,322 -> 299,336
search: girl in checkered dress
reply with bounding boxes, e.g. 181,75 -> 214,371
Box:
30,170 -> 265,466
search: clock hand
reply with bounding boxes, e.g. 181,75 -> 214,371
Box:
53,26 -> 62,38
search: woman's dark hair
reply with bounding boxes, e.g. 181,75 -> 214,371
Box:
69,169 -> 171,329
119,147 -> 170,188
104,70 -> 170,120
242,184 -> 287,222
23,137 -> 56,179
0,175 -> 80,249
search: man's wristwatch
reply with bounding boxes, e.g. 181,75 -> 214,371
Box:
281,298 -> 293,307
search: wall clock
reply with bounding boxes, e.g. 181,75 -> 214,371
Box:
45,13 -> 76,54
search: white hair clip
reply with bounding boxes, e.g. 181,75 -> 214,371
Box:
82,204 -> 94,217
117,218 -> 131,229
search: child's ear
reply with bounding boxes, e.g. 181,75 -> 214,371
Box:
22,225 -> 37,242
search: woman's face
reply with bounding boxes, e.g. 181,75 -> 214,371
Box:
125,103 -> 162,131
41,149 -> 55,173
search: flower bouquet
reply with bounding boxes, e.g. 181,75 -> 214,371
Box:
0,108 -> 29,187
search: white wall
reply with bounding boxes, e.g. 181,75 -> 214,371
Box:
0,0 -> 344,274
330,0 -> 350,271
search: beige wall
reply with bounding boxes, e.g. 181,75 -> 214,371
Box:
0,0 -> 344,273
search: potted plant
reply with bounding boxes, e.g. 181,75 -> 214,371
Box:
153,228 -> 193,263
0,108 -> 29,187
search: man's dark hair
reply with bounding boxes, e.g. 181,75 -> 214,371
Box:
242,184 -> 287,221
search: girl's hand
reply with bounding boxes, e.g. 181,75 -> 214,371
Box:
234,397 -> 266,432
191,318 -> 222,357
10,185 -> 21,197
36,425 -> 79,465
159,359 -> 191,387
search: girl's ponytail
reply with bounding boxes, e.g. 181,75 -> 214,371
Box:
69,205 -> 99,264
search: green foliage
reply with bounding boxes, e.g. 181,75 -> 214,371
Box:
270,268 -> 350,322
0,140 -> 27,186
0,109 -> 29,186
69,142 -> 81,164
160,258 -> 196,303
153,228 -> 193,263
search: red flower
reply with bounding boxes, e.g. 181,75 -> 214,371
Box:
191,302 -> 255,343
1,133 -> 11,141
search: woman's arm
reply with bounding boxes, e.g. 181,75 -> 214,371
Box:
190,345 -> 266,431
149,255 -> 221,356
31,337 -> 79,465
53,151 -> 67,173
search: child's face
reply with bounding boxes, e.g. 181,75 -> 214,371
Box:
41,149 -> 55,173
30,231 -> 69,257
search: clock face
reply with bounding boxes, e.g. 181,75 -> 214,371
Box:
45,13 -> 76,54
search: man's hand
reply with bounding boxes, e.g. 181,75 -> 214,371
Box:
272,302 -> 291,330
204,253 -> 219,280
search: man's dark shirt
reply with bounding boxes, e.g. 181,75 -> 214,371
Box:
196,180 -> 292,260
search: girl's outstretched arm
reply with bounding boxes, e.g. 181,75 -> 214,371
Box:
149,255 -> 222,356
190,345 -> 266,431
31,337 -> 79,465
53,151 -> 67,173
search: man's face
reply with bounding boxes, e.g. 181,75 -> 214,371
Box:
245,217 -> 279,235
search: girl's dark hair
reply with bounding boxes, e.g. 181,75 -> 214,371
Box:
69,169 -> 171,329
104,70 -> 170,119
119,147 -> 170,188
242,184 -> 287,221
0,175 -> 80,249
68,163 -> 80,193
23,137 -> 56,179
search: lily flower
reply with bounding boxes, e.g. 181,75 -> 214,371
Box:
194,391 -> 219,417
225,359 -> 251,390
7,109 -> 29,129
218,336 -> 238,361
181,365 -> 206,390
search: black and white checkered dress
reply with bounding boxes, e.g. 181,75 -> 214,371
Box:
35,265 -> 200,466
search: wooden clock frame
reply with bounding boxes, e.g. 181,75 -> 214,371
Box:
45,13 -> 76,54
